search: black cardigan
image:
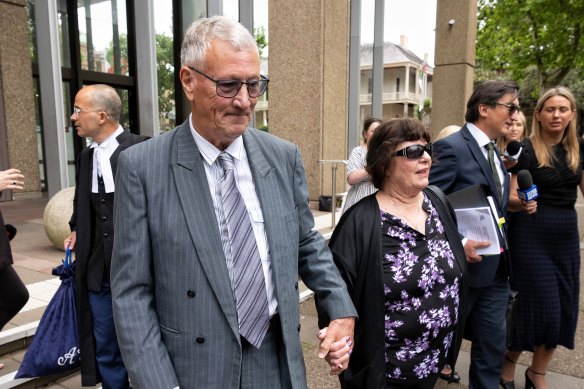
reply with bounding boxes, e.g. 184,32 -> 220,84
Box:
317,188 -> 468,389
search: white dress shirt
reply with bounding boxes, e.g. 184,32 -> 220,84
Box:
466,123 -> 505,186
189,116 -> 278,317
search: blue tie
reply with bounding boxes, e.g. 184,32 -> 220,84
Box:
217,152 -> 269,348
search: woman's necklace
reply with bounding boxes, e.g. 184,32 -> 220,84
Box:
384,193 -> 423,231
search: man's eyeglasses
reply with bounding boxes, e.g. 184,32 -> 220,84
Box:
73,107 -> 106,117
394,143 -> 433,159
188,67 -> 269,98
495,102 -> 520,115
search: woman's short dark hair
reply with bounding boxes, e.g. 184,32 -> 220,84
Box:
366,118 -> 431,189
362,117 -> 382,143
465,80 -> 519,123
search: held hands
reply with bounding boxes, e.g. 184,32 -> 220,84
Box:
0,168 -> 24,192
463,239 -> 491,263
317,317 -> 355,375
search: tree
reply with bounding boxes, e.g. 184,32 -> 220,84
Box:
156,33 -> 175,128
254,26 -> 267,58
476,0 -> 584,97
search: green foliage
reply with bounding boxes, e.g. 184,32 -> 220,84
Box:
415,98 -> 432,120
476,0 -> 584,95
254,26 -> 267,58
156,33 -> 175,122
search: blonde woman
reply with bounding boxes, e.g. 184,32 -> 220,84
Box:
497,111 -> 527,154
501,87 -> 582,389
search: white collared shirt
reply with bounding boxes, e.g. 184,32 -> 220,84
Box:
91,126 -> 124,193
466,123 -> 505,187
189,116 -> 277,317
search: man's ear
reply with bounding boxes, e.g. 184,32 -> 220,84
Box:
180,67 -> 195,101
478,103 -> 489,118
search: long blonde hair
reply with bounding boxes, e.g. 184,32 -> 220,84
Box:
496,111 -> 527,154
531,87 -> 579,172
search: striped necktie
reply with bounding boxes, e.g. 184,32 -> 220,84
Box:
217,152 -> 269,348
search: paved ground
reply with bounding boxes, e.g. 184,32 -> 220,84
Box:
1,195 -> 584,388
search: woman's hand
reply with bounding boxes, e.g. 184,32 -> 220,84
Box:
520,199 -> 537,214
317,325 -> 354,375
0,168 -> 24,192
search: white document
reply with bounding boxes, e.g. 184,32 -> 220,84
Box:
454,207 -> 501,255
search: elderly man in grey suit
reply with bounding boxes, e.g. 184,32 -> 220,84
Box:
111,16 -> 357,389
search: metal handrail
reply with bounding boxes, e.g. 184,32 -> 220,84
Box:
317,159 -> 348,228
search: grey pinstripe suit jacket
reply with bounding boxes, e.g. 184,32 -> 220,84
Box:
110,120 -> 356,389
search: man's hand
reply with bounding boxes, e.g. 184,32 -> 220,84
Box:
464,239 -> 490,263
317,317 -> 355,375
64,231 -> 77,251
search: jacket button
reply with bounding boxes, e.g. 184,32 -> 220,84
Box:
102,216 -> 107,222
187,290 -> 195,298
103,232 -> 109,238
100,198 -> 106,204
297,324 -> 301,332
294,282 -> 298,290
196,337 -> 205,344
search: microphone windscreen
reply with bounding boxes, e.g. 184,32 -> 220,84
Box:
506,141 -> 521,156
517,169 -> 533,190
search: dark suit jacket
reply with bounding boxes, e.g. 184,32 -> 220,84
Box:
429,124 -> 510,288
68,129 -> 148,386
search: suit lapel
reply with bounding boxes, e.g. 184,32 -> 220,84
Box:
171,123 -> 239,338
110,130 -> 130,177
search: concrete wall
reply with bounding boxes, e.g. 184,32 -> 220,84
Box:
431,0 -> 477,134
268,0 -> 350,200
0,0 -> 40,200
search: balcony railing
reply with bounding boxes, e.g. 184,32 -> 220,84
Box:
359,92 -> 420,104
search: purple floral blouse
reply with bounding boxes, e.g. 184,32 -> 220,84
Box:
381,193 -> 461,381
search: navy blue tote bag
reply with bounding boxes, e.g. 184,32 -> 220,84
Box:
16,248 -> 80,378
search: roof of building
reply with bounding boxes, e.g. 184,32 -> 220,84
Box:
360,41 -> 432,69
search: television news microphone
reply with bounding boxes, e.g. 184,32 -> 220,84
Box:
504,141 -> 522,162
517,169 -> 539,202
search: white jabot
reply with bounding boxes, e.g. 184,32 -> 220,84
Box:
91,126 -> 124,193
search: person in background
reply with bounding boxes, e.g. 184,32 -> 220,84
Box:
434,125 -> 461,142
497,110 -> 527,154
110,16 -> 356,389
64,84 -> 149,388
319,118 -> 467,388
501,87 -> 581,389
0,169 -> 29,370
430,80 -> 519,389
342,117 -> 382,213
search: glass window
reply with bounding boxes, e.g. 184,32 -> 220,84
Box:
77,0 -> 129,75
58,0 -> 72,67
33,78 -> 45,191
26,0 -> 38,64
62,82 -> 77,185
154,0 -> 175,133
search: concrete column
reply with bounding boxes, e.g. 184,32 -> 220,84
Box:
36,0 -> 69,197
431,0 -> 477,134
269,0 -> 350,200
134,0 -> 159,137
0,0 -> 41,200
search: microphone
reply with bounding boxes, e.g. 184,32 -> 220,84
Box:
517,170 -> 539,202
504,141 -> 522,162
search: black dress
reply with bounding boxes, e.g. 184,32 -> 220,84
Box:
508,138 -> 582,350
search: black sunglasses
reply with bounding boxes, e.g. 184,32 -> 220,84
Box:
495,102 -> 520,115
394,143 -> 433,159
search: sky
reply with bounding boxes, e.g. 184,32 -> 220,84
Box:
152,0 -> 437,65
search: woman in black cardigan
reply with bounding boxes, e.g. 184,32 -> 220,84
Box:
0,168 -> 30,369
318,119 -> 467,388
